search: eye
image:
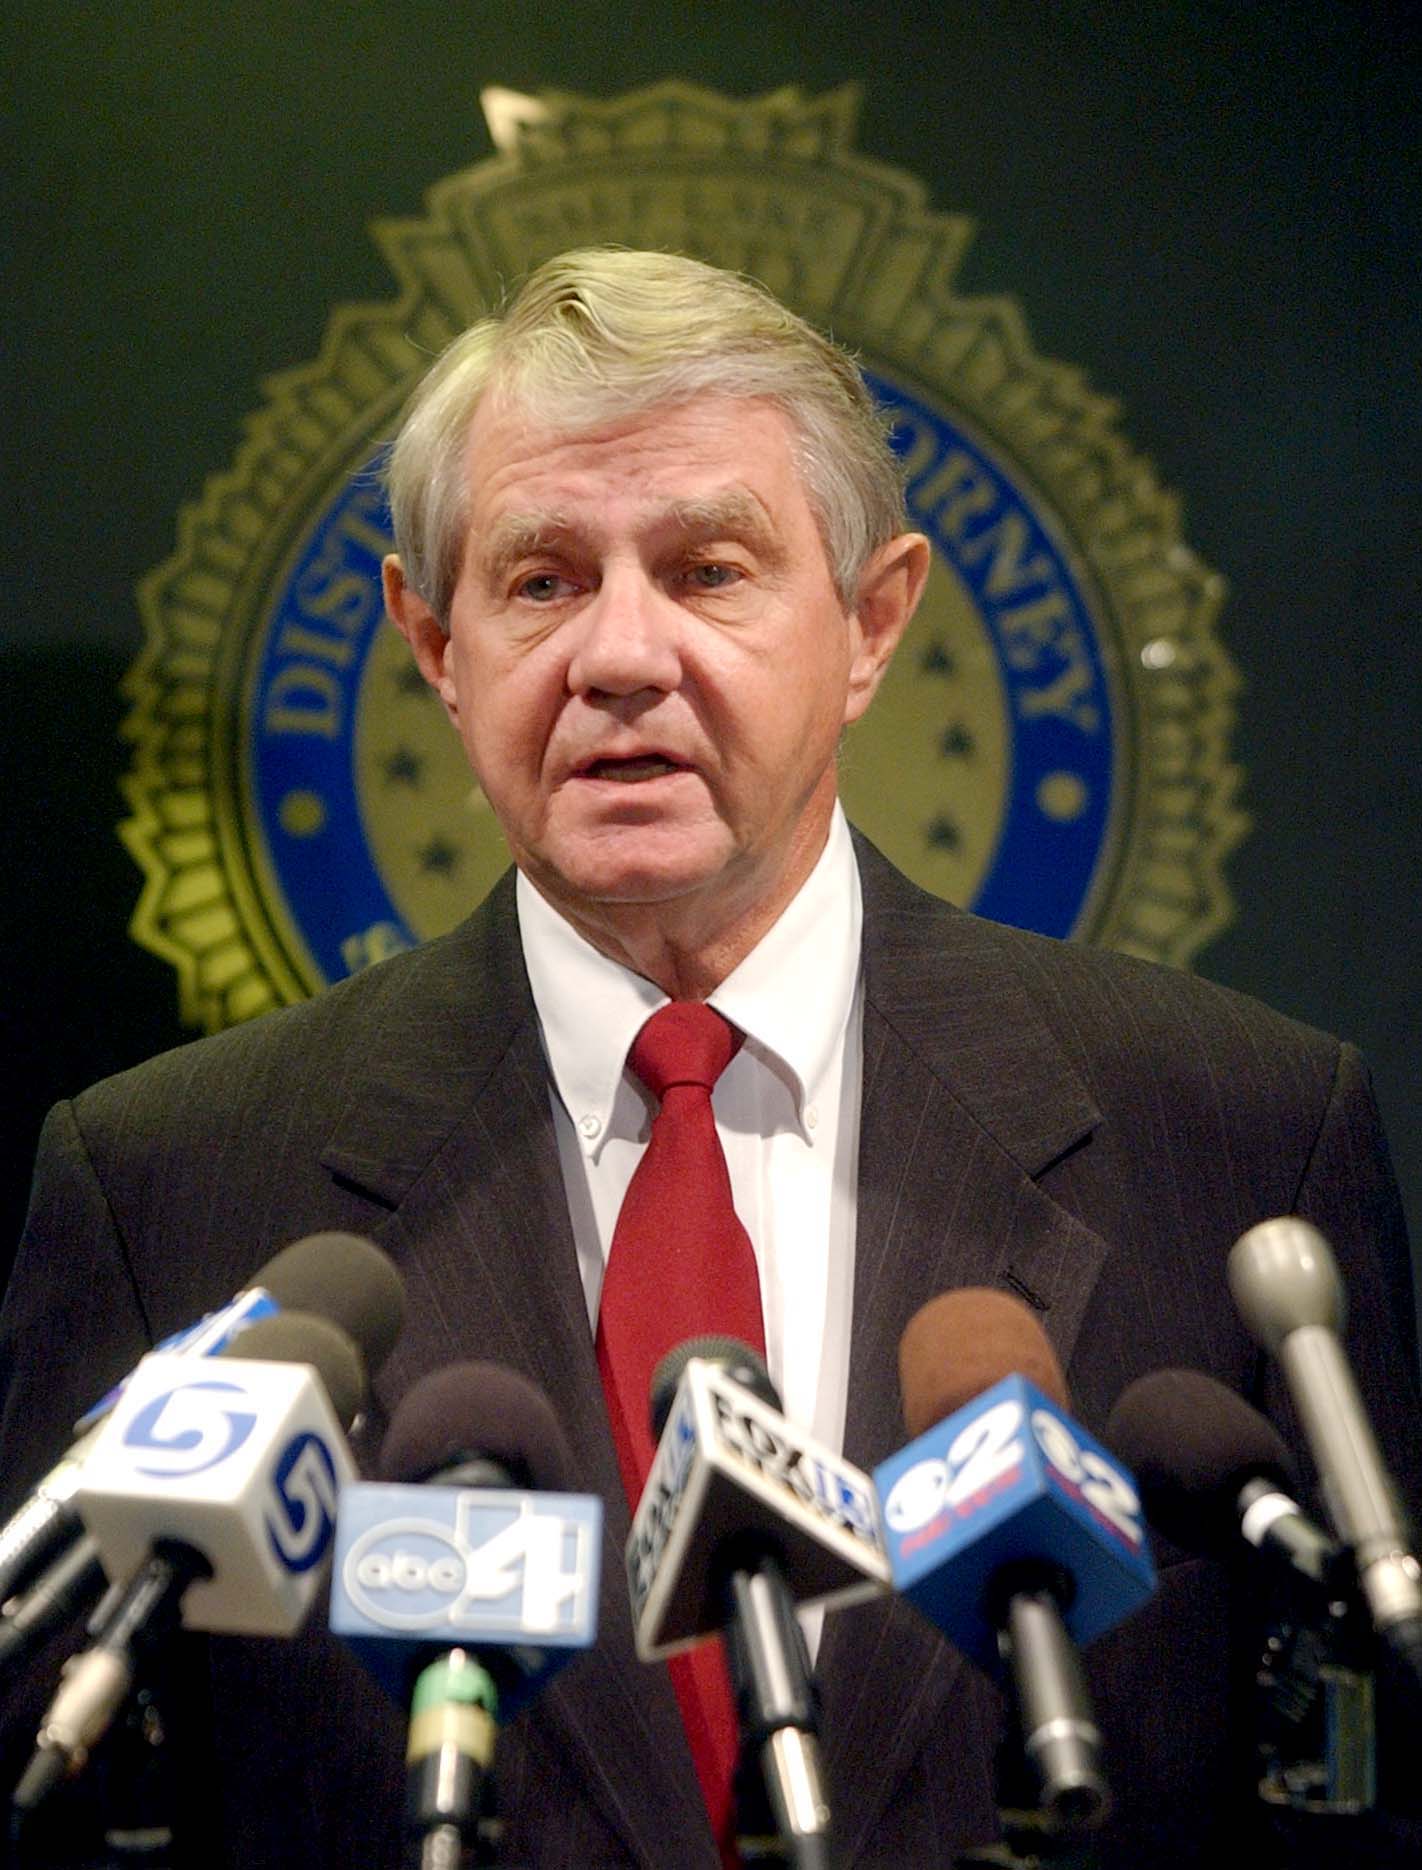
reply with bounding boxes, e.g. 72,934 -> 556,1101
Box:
683,561 -> 742,591
515,571 -> 577,603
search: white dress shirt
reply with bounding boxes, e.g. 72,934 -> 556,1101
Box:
517,803 -> 864,1466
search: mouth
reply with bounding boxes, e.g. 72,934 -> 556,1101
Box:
577,754 -> 689,783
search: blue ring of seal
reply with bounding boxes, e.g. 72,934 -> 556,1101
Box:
870,374 -> 1117,935
250,455 -> 399,987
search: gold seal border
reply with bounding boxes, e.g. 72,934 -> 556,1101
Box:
124,81 -> 1246,1032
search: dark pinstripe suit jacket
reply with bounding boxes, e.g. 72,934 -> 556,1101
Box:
3,835 -> 1418,1866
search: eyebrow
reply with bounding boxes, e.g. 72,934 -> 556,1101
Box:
477,488 -> 787,586
660,490 -> 781,554
478,511 -> 576,585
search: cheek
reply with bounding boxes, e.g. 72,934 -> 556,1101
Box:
458,653 -> 560,774
782,641 -> 856,740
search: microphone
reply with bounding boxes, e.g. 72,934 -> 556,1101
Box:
873,1290 -> 1155,1836
1106,1367 -> 1374,1814
329,1362 -> 601,1866
0,1230 -> 403,1605
628,1337 -> 889,1657
628,1337 -> 890,1869
1,1312 -> 370,1677
1,1232 -> 401,1674
14,1312 -> 364,1811
1229,1216 -> 1422,1679
0,1534 -> 110,1677
1105,1368 -> 1340,1585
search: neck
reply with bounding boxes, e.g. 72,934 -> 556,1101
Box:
552,909 -> 765,1001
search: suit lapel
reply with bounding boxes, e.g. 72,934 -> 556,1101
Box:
316,876 -> 712,1866
818,839 -> 1114,1862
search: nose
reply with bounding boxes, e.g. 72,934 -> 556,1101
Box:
565,565 -> 682,699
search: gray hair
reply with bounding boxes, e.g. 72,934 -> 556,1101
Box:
385,247 -> 907,625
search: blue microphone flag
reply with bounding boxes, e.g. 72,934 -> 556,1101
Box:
330,1483 -> 601,1715
874,1374 -> 1155,1671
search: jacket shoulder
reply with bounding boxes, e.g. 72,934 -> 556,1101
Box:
855,827 -> 1342,1075
69,878 -> 523,1141
853,829 -> 1351,1187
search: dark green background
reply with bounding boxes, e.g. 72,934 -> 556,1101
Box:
3,3 -> 1418,1319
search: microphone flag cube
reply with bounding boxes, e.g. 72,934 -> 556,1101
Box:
626,1355 -> 890,1662
74,1350 -> 356,1635
329,1485 -> 602,1716
873,1375 -> 1156,1671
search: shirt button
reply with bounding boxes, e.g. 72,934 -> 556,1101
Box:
579,1114 -> 601,1140
806,1105 -> 819,1131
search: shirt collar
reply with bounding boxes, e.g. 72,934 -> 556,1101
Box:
708,804 -> 861,1126
517,804 -> 862,1147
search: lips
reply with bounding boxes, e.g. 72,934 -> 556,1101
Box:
579,754 -> 688,782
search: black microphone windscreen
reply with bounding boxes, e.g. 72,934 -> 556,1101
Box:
223,1310 -> 368,1429
648,1336 -> 780,1440
379,1363 -> 571,1491
1105,1368 -> 1298,1559
252,1232 -> 406,1374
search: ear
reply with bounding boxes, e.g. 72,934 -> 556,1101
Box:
843,531 -> 931,725
382,555 -> 459,723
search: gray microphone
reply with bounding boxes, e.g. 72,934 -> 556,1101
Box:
1228,1216 -> 1422,1673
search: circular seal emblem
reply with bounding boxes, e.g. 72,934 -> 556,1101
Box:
124,83 -> 1245,1030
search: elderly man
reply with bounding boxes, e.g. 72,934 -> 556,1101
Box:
2,248 -> 1418,1869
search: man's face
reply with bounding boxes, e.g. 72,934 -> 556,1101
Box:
389,393 -> 920,948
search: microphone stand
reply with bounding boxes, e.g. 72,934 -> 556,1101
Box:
957,1567 -> 1108,1870
1254,1547 -> 1375,1816
952,1717 -> 1104,1870
96,1674 -> 179,1868
957,1841 -> 1099,1870
724,1556 -> 833,1870
403,1646 -> 511,1870
15,1542 -> 209,1817
8,1643 -> 187,1870
954,1733 -> 1104,1870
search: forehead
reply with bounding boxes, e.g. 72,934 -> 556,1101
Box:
460,392 -> 816,538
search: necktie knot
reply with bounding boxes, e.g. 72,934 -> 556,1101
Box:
629,1001 -> 739,1101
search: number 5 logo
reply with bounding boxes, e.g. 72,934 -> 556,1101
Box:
266,1432 -> 339,1572
123,1381 -> 258,1477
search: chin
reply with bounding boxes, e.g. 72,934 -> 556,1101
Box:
538,832 -> 736,909
565,862 -> 727,908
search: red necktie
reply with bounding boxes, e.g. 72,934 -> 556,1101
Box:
596,1001 -> 766,1863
